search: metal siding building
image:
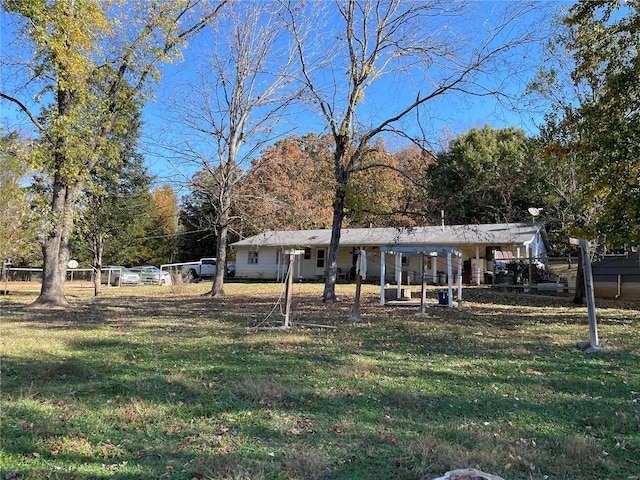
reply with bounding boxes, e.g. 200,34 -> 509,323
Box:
592,252 -> 640,299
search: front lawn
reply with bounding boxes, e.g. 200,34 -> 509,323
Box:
1,283 -> 638,479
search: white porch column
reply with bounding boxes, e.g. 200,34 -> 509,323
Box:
432,256 -> 437,284
395,253 -> 402,299
476,246 -> 481,285
447,251 -> 453,307
457,255 -> 463,309
380,250 -> 386,306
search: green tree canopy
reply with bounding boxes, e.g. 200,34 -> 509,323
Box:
561,0 -> 640,245
0,129 -> 40,266
428,125 -> 545,225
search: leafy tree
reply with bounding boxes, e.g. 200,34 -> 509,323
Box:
179,187 -> 221,262
1,0 -> 226,306
282,0 -> 550,301
240,134 -> 430,233
239,134 -> 335,233
392,145 -> 438,226
560,0 -> 640,245
148,184 -> 180,264
0,130 -> 40,269
72,143 -> 162,294
532,111 -> 595,256
428,125 -> 546,225
345,137 -> 414,228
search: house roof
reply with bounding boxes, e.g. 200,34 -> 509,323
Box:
232,223 -> 550,250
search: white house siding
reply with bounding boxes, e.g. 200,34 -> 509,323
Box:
236,248 -> 280,280
231,223 -> 551,283
235,244 -> 529,283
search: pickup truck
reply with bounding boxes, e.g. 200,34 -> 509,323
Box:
182,258 -> 217,282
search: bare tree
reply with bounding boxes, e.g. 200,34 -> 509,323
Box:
282,0 -> 551,301
160,0 -> 299,296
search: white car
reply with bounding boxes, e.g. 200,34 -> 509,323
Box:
101,266 -> 141,286
129,265 -> 173,285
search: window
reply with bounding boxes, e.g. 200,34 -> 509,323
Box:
316,249 -> 325,269
248,251 -> 259,264
304,248 -> 311,260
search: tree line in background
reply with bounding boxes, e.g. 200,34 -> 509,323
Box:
0,120 -> 603,269
1,0 -> 638,307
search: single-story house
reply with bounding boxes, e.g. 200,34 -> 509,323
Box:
591,251 -> 640,299
230,222 -> 551,286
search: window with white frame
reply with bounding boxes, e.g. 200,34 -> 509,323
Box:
248,251 -> 259,264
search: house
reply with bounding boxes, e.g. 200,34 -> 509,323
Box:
230,223 -> 551,286
591,251 -> 640,299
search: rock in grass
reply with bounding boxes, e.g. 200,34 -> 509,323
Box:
431,468 -> 504,480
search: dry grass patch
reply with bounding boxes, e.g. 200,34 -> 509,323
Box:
232,377 -> 299,409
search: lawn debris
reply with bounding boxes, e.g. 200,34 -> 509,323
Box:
431,468 -> 504,480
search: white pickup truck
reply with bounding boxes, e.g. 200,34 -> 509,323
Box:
182,258 -> 217,282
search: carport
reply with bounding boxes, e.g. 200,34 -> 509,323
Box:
379,245 -> 464,311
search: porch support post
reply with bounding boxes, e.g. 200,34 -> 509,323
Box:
447,251 -> 453,308
457,254 -> 463,309
432,255 -> 437,284
380,250 -> 386,306
395,253 -> 402,299
416,254 -> 428,316
476,246 -> 481,285
277,249 -> 283,282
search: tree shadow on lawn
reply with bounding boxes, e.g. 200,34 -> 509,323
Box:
3,341 -> 629,480
3,289 -> 638,479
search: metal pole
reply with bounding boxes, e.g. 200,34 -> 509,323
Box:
579,239 -> 600,349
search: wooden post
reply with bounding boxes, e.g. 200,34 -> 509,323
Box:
283,253 -> 294,328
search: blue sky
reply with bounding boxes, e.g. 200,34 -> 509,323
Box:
1,1 -> 571,193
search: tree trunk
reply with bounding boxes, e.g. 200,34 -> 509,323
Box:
33,176 -> 77,307
210,222 -> 228,296
322,187 -> 346,302
323,138 -> 350,303
92,236 -> 104,296
209,187 -> 231,297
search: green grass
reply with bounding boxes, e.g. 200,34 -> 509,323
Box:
1,283 -> 639,479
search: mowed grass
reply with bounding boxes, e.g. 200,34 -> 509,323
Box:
1,282 -> 639,480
